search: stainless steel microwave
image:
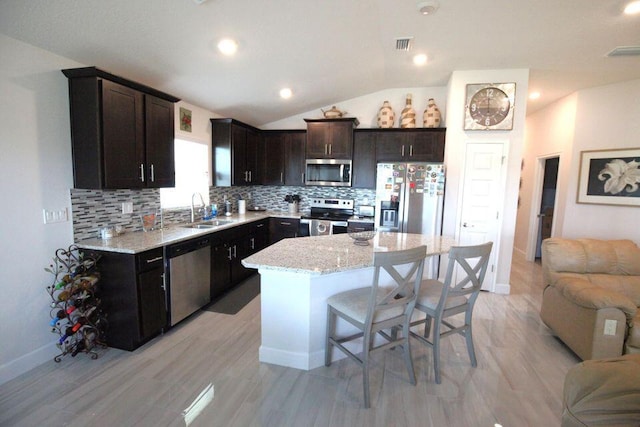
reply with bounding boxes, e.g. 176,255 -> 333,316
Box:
305,159 -> 352,186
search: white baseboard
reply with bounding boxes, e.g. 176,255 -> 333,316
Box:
494,282 -> 511,294
0,342 -> 58,386
259,345 -> 352,371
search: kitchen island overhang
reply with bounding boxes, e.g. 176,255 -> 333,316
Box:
242,233 -> 456,370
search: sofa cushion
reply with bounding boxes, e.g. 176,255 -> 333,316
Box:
555,277 -> 637,319
543,238 -> 640,276
562,354 -> 640,427
627,312 -> 640,354
586,274 -> 640,306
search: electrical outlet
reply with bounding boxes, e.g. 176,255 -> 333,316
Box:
43,208 -> 69,224
122,202 -> 133,214
604,319 -> 617,336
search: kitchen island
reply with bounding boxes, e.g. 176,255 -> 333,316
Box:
242,232 -> 456,370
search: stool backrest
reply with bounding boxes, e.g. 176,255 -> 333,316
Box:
366,245 -> 427,326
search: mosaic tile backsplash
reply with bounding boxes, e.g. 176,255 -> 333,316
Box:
71,186 -> 376,241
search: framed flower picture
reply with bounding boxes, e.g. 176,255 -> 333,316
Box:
577,148 -> 640,206
179,107 -> 192,132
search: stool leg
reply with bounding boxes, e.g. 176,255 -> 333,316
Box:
325,306 -> 335,367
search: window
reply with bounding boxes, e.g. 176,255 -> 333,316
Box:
160,139 -> 210,209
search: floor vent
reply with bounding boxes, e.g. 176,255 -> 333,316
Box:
395,37 -> 413,51
606,46 -> 640,57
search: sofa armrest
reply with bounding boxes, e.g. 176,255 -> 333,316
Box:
555,277 -> 638,321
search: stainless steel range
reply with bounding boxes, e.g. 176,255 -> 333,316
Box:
299,198 -> 354,236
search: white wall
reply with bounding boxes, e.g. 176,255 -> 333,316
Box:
0,34 -> 84,384
514,93 -> 577,255
262,87 -> 448,129
515,79 -> 640,254
174,100 -> 222,186
562,80 -> 640,242
443,69 -> 530,294
0,36 -> 223,386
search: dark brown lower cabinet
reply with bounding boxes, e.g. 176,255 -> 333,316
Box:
210,219 -> 269,300
211,237 -> 232,300
84,218 -> 271,350
269,218 -> 300,244
347,221 -> 375,232
85,247 -> 166,351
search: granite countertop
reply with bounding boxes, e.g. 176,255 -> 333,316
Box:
242,233 -> 457,275
75,211 -> 301,254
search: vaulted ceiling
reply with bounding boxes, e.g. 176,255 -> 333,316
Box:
1,0 -> 639,126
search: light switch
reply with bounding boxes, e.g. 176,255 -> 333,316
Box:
604,319 -> 617,336
43,208 -> 69,224
122,202 -> 134,214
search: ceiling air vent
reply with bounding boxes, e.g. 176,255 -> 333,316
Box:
606,46 -> 640,57
395,37 -> 414,51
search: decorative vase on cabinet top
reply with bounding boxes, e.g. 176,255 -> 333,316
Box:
400,94 -> 416,128
377,101 -> 395,128
423,98 -> 441,128
321,106 -> 345,119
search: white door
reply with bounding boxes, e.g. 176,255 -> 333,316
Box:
458,143 -> 506,291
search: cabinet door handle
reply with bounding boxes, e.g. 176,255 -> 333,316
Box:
249,171 -> 252,182
244,171 -> 248,182
401,145 -> 405,157
410,145 -> 414,157
227,246 -> 233,260
328,144 -> 332,155
280,221 -> 291,226
325,144 -> 328,156
233,244 -> 237,258
280,172 -> 283,184
140,164 -> 145,182
146,256 -> 163,264
250,237 -> 255,250
256,223 -> 264,228
150,164 -> 155,182
161,273 -> 166,291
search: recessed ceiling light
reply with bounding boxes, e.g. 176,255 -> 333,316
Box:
529,92 -> 541,100
624,1 -> 640,14
417,1 -> 440,15
413,54 -> 428,66
279,88 -> 292,99
217,38 -> 238,56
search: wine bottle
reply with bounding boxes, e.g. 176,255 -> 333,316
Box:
58,327 -> 73,345
49,309 -> 66,326
71,317 -> 87,333
71,340 -> 85,357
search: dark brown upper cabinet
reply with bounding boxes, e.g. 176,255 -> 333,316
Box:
304,118 -> 359,159
262,130 -> 306,186
211,119 -> 262,186
374,128 -> 446,163
62,67 -> 179,189
352,130 -> 377,189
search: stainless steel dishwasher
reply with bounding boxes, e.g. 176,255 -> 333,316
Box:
166,236 -> 211,326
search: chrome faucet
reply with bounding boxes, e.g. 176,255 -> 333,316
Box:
191,192 -> 205,223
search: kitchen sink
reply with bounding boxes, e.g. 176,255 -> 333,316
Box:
182,219 -> 235,229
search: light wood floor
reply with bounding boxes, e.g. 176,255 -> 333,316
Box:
0,251 -> 580,426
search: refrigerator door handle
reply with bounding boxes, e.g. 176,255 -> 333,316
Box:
398,181 -> 407,233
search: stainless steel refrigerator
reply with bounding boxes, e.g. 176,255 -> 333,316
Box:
374,163 -> 445,235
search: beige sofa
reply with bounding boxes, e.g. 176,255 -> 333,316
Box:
540,238 -> 640,360
562,354 -> 640,426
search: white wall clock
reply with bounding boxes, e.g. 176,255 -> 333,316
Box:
464,83 -> 516,130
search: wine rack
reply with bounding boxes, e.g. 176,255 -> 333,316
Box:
45,245 -> 107,362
